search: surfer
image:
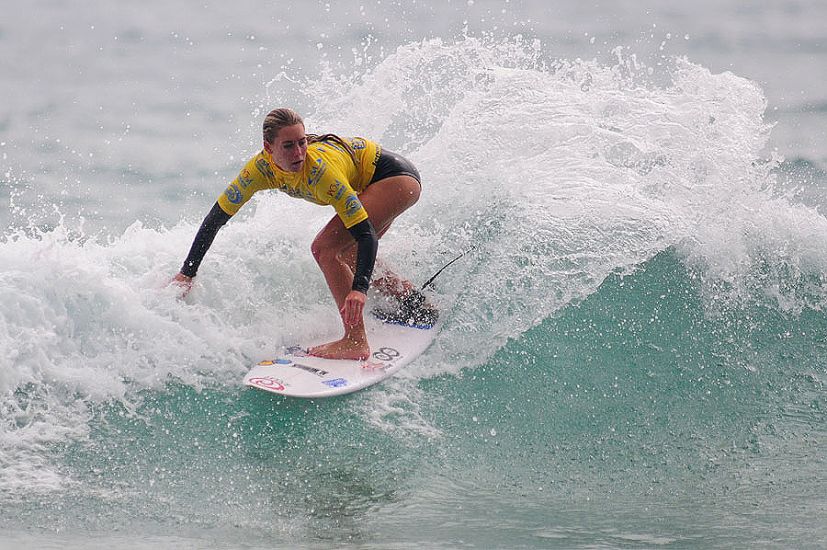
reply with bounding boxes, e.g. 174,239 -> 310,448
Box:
171,108 -> 430,360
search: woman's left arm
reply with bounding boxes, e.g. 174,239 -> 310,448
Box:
342,218 -> 378,325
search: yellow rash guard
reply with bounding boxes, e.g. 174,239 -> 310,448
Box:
217,137 -> 381,228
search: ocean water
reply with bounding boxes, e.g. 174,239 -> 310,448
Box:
2,1 -> 827,548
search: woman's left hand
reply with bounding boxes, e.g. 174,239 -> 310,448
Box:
340,290 -> 367,326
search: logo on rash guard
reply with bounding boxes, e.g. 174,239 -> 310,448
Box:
327,181 -> 346,200
237,169 -> 254,189
344,194 -> 362,217
255,158 -> 275,180
350,137 -> 366,150
307,158 -> 327,187
225,184 -> 243,204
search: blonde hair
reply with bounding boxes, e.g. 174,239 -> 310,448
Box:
263,108 -> 356,164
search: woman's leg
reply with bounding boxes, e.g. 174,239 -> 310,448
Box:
308,175 -> 421,359
341,234 -> 417,301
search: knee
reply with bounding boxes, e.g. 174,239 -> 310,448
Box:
311,239 -> 341,266
406,178 -> 421,206
310,239 -> 327,265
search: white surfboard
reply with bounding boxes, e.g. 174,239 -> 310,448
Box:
243,310 -> 437,398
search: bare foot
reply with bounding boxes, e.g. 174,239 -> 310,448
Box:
309,336 -> 370,360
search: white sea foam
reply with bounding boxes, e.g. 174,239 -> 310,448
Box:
301,39 -> 827,376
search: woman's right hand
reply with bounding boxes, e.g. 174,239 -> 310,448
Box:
170,272 -> 193,298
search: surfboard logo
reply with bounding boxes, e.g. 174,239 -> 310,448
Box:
362,360 -> 390,370
247,376 -> 287,391
322,378 -> 348,388
257,359 -> 292,366
372,347 -> 401,362
289,363 -> 329,377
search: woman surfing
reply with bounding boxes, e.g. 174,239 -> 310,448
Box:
171,108 -> 433,360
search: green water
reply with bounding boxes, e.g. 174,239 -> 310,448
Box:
4,250 -> 826,548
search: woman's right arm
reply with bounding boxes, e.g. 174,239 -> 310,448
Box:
178,202 -> 232,278
172,152 -> 268,292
